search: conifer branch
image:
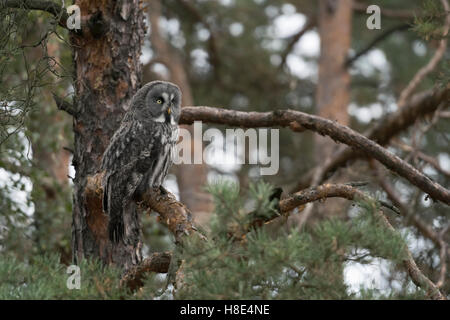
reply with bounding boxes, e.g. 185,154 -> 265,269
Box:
375,210 -> 446,300
294,86 -> 450,192
120,252 -> 172,291
85,172 -> 205,245
180,103 -> 450,205
52,93 -> 77,116
397,0 -> 450,108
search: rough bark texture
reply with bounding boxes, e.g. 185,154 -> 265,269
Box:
70,0 -> 145,270
120,251 -> 172,291
85,171 -> 204,290
86,172 -> 201,243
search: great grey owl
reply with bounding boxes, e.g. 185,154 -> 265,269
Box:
101,81 -> 181,244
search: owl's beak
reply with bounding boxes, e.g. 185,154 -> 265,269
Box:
167,107 -> 171,115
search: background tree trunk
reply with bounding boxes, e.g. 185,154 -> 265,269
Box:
70,0 -> 145,270
314,0 -> 353,219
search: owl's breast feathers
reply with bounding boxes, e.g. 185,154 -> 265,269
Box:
101,119 -> 177,176
101,118 -> 178,243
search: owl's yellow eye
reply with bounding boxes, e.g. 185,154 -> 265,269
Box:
156,98 -> 163,104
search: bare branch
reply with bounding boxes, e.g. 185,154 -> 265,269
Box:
248,183 -> 398,229
52,93 -> 76,116
295,86 -> 450,191
180,106 -> 450,205
436,226 -> 449,288
279,18 -> 316,69
374,163 -> 449,289
280,183 -> 398,214
346,24 -> 410,67
439,111 -> 450,118
375,210 -> 446,300
120,252 -> 172,291
392,140 -> 450,178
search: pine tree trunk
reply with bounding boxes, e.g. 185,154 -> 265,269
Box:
316,0 -> 352,127
314,0 -> 353,219
70,0 -> 145,270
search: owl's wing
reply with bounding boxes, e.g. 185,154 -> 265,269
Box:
101,119 -> 158,242
102,118 -> 138,173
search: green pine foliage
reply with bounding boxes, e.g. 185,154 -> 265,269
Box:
0,253 -> 128,299
412,0 -> 447,41
0,181 -> 427,299
412,0 -> 450,87
152,181 -> 415,300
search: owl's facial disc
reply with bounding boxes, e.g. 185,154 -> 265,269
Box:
141,81 -> 181,124
152,91 -> 175,123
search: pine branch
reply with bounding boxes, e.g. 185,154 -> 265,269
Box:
294,86 -> 450,192
279,18 -> 316,69
346,24 -> 410,67
120,252 -> 172,291
374,162 -> 449,289
85,172 -> 205,245
397,0 -> 450,108
278,182 -> 446,300
248,183 -> 399,230
375,210 -> 446,300
179,105 -> 450,205
100,180 -> 441,296
52,93 -> 77,116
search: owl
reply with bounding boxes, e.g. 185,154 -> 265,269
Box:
101,81 -> 181,244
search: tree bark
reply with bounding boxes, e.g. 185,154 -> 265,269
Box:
70,0 -> 145,270
316,0 -> 352,127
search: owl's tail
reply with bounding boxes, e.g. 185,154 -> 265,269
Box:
103,175 -> 125,243
109,201 -> 140,245
103,175 -> 141,245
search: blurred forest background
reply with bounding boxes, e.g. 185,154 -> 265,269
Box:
0,0 -> 449,299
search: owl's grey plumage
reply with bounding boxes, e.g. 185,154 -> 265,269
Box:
101,81 -> 181,244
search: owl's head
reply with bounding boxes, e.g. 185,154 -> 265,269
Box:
131,81 -> 181,125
